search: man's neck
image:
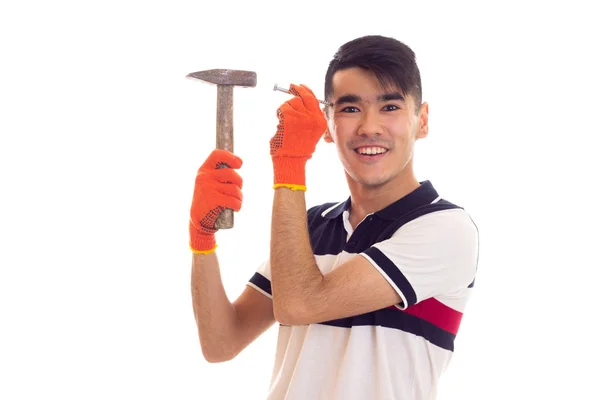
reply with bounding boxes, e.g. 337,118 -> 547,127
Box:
346,168 -> 420,230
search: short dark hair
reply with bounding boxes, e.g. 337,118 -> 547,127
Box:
324,35 -> 422,112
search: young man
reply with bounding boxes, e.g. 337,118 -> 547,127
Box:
188,35 -> 479,399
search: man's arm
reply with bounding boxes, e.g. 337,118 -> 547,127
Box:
187,149 -> 274,362
191,251 -> 275,362
267,84 -> 403,325
270,189 -> 478,325
270,189 -> 401,325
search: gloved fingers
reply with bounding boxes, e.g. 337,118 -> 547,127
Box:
279,97 -> 305,115
213,190 -> 243,211
290,83 -> 321,113
214,181 -> 243,202
280,83 -> 317,114
289,84 -> 301,97
192,178 -> 242,205
190,183 -> 242,222
201,149 -> 243,170
208,168 -> 243,188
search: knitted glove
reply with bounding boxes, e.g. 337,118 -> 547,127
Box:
269,84 -> 327,191
189,149 -> 243,254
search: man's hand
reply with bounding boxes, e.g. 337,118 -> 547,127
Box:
269,84 -> 327,191
189,149 -> 243,254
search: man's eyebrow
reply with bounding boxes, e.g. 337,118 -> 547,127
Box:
333,92 -> 405,106
378,92 -> 405,102
335,94 -> 361,105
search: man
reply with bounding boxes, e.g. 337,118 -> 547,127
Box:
188,35 -> 479,399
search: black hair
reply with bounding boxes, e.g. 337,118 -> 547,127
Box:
324,35 -> 422,113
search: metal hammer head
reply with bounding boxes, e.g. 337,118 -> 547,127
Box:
186,69 -> 257,87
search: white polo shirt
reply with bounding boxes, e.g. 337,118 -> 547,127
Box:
247,181 -> 479,400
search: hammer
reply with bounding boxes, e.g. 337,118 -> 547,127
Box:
187,68 -> 257,229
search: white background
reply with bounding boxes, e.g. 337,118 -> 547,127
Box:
1,0 -> 598,399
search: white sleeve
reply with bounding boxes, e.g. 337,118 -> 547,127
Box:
360,209 -> 479,309
246,259 -> 272,299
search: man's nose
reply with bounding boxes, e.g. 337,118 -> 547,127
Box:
357,109 -> 381,137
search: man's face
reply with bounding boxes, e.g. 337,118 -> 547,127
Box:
324,67 -> 429,189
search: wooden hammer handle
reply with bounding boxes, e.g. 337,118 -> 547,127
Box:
215,85 -> 234,229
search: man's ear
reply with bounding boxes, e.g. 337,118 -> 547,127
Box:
417,102 -> 429,139
323,127 -> 334,143
322,108 -> 335,143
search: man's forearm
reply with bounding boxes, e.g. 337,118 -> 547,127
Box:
191,252 -> 239,362
270,188 -> 323,323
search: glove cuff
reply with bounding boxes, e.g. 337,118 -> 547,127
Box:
189,224 -> 217,254
272,156 -> 309,190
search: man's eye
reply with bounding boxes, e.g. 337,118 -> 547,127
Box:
383,104 -> 400,111
341,106 -> 360,113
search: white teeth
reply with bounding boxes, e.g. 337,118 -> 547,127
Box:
357,147 -> 387,155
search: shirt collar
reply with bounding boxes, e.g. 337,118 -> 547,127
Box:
322,180 -> 439,220
321,197 -> 352,219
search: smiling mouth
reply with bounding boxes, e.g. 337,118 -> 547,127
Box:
354,146 -> 389,156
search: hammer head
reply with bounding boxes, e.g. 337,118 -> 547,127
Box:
187,69 -> 257,87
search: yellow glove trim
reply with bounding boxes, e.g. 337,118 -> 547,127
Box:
190,243 -> 218,255
273,183 -> 307,191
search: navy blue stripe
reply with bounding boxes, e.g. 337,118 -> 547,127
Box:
308,215 -> 347,255
363,247 -> 417,307
320,307 -> 456,351
468,278 -> 475,288
249,272 -> 271,296
411,200 -> 461,216
375,181 -> 440,220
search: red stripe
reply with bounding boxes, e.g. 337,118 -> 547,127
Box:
393,298 -> 463,335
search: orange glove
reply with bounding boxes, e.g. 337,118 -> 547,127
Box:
269,84 -> 327,191
189,149 -> 243,254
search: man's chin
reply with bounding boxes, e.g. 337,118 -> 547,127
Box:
352,174 -> 393,189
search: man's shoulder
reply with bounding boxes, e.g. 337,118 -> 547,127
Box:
402,206 -> 477,233
399,199 -> 477,233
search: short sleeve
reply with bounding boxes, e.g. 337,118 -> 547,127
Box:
247,259 -> 272,299
360,209 -> 479,309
